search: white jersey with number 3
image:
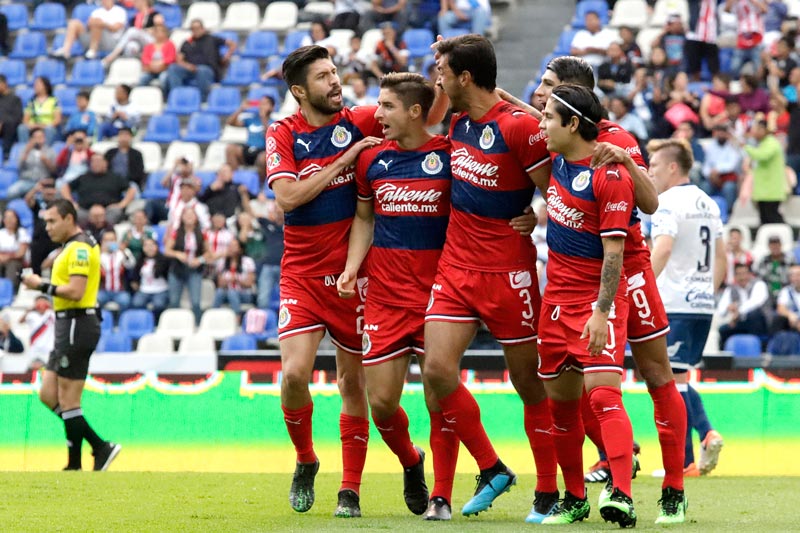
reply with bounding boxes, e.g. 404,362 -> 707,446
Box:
651,184 -> 722,315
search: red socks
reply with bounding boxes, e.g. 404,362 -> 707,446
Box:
548,398 -> 585,498
438,383 -> 498,471
524,400 -> 558,493
581,390 -> 606,454
373,407 -> 420,469
340,413 -> 369,494
589,386 -> 633,498
429,411 -> 459,502
649,380 -> 686,490
282,403 -> 317,464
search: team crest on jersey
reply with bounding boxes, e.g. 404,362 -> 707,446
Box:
331,125 -> 352,148
267,153 -> 281,170
362,332 -> 371,355
572,170 -> 591,192
278,305 -> 291,328
695,195 -> 709,212
479,125 -> 495,150
421,152 -> 443,175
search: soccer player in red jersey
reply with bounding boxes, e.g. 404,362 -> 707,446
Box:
423,35 -> 560,522
502,55 -> 687,510
537,84 -> 637,527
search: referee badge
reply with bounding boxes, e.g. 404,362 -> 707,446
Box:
278,306 -> 291,328
479,125 -> 495,150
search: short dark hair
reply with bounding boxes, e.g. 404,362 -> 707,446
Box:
119,84 -> 132,97
729,227 -> 742,236
379,72 -> 435,120
550,84 -> 602,141
77,90 -> 90,100
282,45 -> 332,91
47,199 -> 78,223
546,56 -> 596,90
734,262 -> 752,273
261,94 -> 276,107
436,34 -> 497,91
0,74 -> 7,85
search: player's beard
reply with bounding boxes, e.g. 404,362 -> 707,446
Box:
308,89 -> 344,115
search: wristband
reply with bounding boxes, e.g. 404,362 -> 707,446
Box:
38,282 -> 56,296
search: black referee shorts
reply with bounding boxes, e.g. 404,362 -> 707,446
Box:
45,313 -> 101,380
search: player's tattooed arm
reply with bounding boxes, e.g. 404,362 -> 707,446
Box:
597,237 -> 624,313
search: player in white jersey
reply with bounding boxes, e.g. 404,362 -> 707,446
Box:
648,139 -> 727,484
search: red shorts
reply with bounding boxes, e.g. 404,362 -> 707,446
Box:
537,297 -> 629,380
625,268 -> 670,343
278,274 -> 366,354
425,263 -> 541,345
362,299 -> 425,366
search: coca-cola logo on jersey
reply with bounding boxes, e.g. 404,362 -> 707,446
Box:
546,185 -> 584,229
375,182 -> 442,213
450,148 -> 499,187
604,201 -> 629,212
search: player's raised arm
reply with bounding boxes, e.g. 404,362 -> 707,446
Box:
338,199 -> 375,299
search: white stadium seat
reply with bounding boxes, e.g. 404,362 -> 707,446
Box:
609,0 -> 649,28
649,0 -> 689,28
199,308 -> 238,340
183,2 -> 222,31
89,140 -> 117,155
136,333 -> 175,354
156,308 -> 196,339
106,58 -> 142,86
752,223 -> 795,257
169,29 -> 192,51
130,86 -> 164,116
260,2 -> 298,33
178,334 -> 216,354
219,126 -> 248,144
303,1 -> 335,19
163,142 -> 202,171
132,141 -> 163,173
201,141 -> 228,171
222,2 -> 261,31
88,85 -> 116,115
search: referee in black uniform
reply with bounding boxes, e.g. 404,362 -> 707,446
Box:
22,199 -> 121,471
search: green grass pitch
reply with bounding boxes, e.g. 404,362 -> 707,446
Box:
2,472 -> 796,532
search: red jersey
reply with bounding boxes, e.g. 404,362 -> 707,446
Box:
266,106 -> 382,277
544,156 -> 635,305
356,136 -> 451,308
441,101 -> 549,272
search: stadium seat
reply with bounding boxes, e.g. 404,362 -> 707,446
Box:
0,278 -> 13,308
1,4 -> 29,32
233,170 -> 260,196
68,59 -> 105,87
221,58 -> 260,86
753,223 -> 794,256
164,86 -> 201,116
182,112 -> 221,143
54,86 -> 79,116
539,53 -> 556,79
221,1 -> 261,31
247,85 -> 282,106
118,309 -> 155,340
87,85 -> 116,115
571,0 -> 610,29
650,0 -> 689,28
710,196 -> 729,224
220,333 -> 257,351
130,86 -> 164,116
156,308 -> 196,339
11,287 -> 39,309
198,308 -> 238,340
213,31 -> 238,56
200,142 -> 227,172
142,113 -> 181,143
0,60 -> 27,87
183,2 -> 222,31
361,28 -> 382,58
4,143 -> 24,171
50,32 -> 85,57
7,198 -> 33,232
240,30 -> 279,59
162,141 -> 202,170
157,3 -> 182,29
70,3 -> 95,25
169,29 -> 191,51
136,332 -> 175,354
15,86 -> 34,108
220,125 -> 248,144
328,29 -> 355,56
141,171 -> 169,200
440,28 -> 469,39
767,331 -> 800,356
106,58 -> 142,86
98,331 -> 133,353
178,334 -> 215,354
152,223 -> 167,250
31,58 -> 66,85
30,2 -> 67,31
133,141 -> 163,173
205,87 -> 240,115
281,30 -> 308,57
101,308 -> 115,332
724,334 -> 762,357
0,169 -> 18,199
260,57 -> 286,87
554,29 -> 578,55
196,170 -> 216,191
260,1 -> 298,33
303,1 -> 335,19
402,29 -> 435,59
608,0 -> 649,28
10,31 -> 47,60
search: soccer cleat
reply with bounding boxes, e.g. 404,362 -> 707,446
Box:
461,462 -> 517,516
403,446 -> 429,515
698,430 -> 724,475
525,490 -> 559,523
541,491 -> 590,525
423,497 -> 452,521
599,488 -> 637,528
598,453 -> 639,507
683,463 -> 700,477
632,453 -> 641,479
93,442 -> 122,471
63,465 -> 81,471
334,489 -> 361,518
585,460 -> 610,483
655,487 -> 687,524
289,459 -> 320,513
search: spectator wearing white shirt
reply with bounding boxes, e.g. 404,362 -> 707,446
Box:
98,230 -> 137,312
98,85 -> 141,140
206,212 -> 235,274
700,124 -> 743,214
168,178 -> 211,232
775,265 -> 800,332
0,209 -> 31,291
213,239 -> 256,316
53,0 -> 128,60
716,262 -> 770,349
570,10 -> 618,70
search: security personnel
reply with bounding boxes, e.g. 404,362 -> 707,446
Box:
22,199 -> 121,471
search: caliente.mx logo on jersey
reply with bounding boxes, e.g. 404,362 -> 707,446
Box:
421,152 -> 444,175
331,125 -> 352,148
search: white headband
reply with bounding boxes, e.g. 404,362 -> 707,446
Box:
551,92 -> 597,125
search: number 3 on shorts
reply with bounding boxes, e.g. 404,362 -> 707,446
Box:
519,289 -> 534,320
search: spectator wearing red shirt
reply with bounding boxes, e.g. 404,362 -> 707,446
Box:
140,24 -> 176,89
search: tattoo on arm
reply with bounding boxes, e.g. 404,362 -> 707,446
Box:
597,249 -> 623,313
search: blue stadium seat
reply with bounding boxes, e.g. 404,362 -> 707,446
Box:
4,143 -> 24,171
402,29 -> 434,59
70,3 -> 95,25
164,86 -> 201,115
152,223 -> 167,251
16,86 -> 34,107
0,278 -> 13,308
539,53 -> 557,78
142,113 -> 180,143
0,59 -> 27,86
233,169 -> 259,196
572,0 -> 609,29
268,284 -> 279,311
182,112 -> 221,143
261,56 -> 285,87
158,3 -> 182,28
9,31 -> 47,60
222,58 -> 260,86
521,79 -> 538,107
98,331 -> 133,353
51,32 -> 85,57
220,333 -> 257,351
767,331 -> 800,356
262,183 -> 275,200
196,171 -> 216,192
54,86 -> 79,116
68,59 -> 105,87
101,308 -> 115,333
118,309 -> 155,340
240,30 -> 279,59
30,2 -> 67,31
246,85 -> 281,106
281,30 -> 308,57
0,169 -> 18,200
214,31 -> 238,57
440,28 -> 468,39
554,29 -> 578,55
7,198 -> 34,232
0,4 -> 29,32
141,171 -> 169,199
710,195 -> 729,224
724,334 -> 762,357
31,58 -> 66,85
205,86 -> 241,115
